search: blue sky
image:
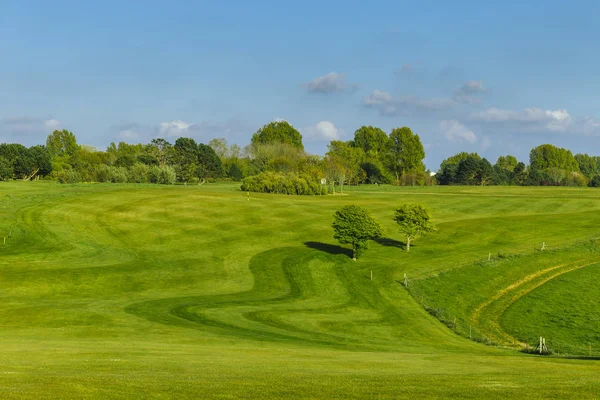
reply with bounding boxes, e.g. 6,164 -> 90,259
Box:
1,0 -> 599,169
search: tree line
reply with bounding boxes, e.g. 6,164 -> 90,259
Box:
0,121 -> 598,189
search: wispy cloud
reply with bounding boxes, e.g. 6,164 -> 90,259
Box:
363,90 -> 457,116
470,107 -> 571,132
454,80 -> 487,104
0,116 -> 61,145
303,72 -> 358,94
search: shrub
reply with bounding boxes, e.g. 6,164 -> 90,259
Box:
149,165 -> 176,185
108,166 -> 128,183
128,163 -> 150,183
57,169 -> 82,184
565,171 -> 588,187
590,175 -> 600,187
241,172 -> 326,195
92,165 -> 111,183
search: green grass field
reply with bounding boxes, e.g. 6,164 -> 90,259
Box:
1,182 -> 600,399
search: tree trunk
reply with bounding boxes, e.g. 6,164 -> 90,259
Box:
406,236 -> 411,252
352,242 -> 357,261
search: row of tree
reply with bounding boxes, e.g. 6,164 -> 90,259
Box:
1,121 -> 599,189
438,144 -> 599,187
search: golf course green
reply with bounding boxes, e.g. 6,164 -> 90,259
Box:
1,181 -> 599,399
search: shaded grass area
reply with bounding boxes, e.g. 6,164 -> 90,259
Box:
1,182 -> 600,398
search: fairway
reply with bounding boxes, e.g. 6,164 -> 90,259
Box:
1,182 -> 600,399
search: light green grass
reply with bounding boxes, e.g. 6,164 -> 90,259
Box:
1,182 -> 600,398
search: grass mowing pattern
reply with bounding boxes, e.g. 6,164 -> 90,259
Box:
502,262 -> 600,356
2,182 -> 600,398
413,241 -> 600,352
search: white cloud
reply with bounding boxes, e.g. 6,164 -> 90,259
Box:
470,107 -> 571,132
44,119 -> 61,129
303,121 -> 342,141
440,120 -> 478,144
304,72 -> 357,94
364,90 -> 457,116
158,120 -> 191,137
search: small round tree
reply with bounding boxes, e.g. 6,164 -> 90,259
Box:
393,204 -> 436,251
332,205 -> 382,260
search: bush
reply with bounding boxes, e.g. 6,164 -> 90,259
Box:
564,171 -> 588,187
92,165 -> 111,182
241,172 -> 327,195
149,165 -> 176,185
590,175 -> 600,187
57,169 -> 82,184
128,163 -> 150,183
108,166 -> 129,183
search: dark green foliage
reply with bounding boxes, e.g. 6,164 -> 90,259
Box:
173,138 -> 223,182
332,205 -> 382,259
241,171 -> 327,195
437,152 -> 480,185
361,159 -> 392,184
114,154 -> 137,168
228,163 -> 244,181
0,157 -> 12,180
251,121 -> 304,150
590,175 -> 600,187
197,143 -> 223,179
456,155 -> 481,185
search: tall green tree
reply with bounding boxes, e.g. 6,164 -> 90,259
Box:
495,155 -> 518,173
386,127 -> 425,184
326,141 -> 365,191
574,154 -> 598,179
208,138 -> 230,159
529,144 -> 579,185
332,205 -> 382,260
352,126 -> 389,158
174,137 -> 200,182
46,129 -> 78,158
147,138 -> 172,166
197,143 -> 223,179
251,121 -> 304,150
394,204 -> 436,252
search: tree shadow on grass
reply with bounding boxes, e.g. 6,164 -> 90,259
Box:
304,242 -> 353,259
374,237 -> 406,250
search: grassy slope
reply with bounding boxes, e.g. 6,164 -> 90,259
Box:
0,182 -> 600,398
502,262 -> 600,355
